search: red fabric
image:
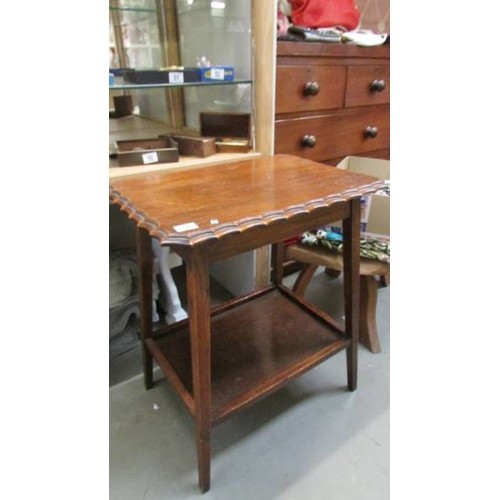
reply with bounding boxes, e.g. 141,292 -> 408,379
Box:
289,0 -> 360,31
284,235 -> 302,246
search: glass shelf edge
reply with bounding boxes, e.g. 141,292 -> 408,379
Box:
109,7 -> 156,13
109,80 -> 253,90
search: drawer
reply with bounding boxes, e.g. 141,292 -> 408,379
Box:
345,66 -> 390,107
275,65 -> 346,114
274,107 -> 389,162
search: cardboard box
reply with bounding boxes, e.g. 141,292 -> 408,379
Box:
333,156 -> 390,241
197,66 -> 235,82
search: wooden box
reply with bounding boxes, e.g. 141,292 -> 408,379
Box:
200,112 -> 252,154
166,134 -> 216,158
123,68 -> 200,84
110,95 -> 134,118
200,112 -> 251,142
214,138 -> 250,153
116,137 -> 179,167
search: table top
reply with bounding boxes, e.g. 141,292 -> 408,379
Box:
109,154 -> 384,247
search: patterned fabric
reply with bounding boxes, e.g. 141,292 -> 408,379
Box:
300,229 -> 390,263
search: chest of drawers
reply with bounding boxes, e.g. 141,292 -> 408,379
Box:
274,41 -> 390,166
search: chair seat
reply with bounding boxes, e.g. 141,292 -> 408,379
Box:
285,244 -> 389,276
284,244 -> 389,353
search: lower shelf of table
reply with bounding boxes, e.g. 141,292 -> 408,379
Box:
147,286 -> 349,425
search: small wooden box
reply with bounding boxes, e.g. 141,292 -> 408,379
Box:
111,95 -> 134,118
167,134 -> 216,158
123,68 -> 200,84
214,138 -> 250,153
116,137 -> 179,167
200,112 -> 251,144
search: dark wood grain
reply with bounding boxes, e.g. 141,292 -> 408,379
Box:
170,134 -> 216,157
109,154 -> 384,248
275,107 -> 390,162
153,287 -> 349,425
116,137 -> 179,167
200,112 -> 251,141
345,65 -> 390,107
342,199 -> 361,391
114,154 -> 381,492
275,40 -> 389,166
277,40 -> 390,60
185,247 -> 212,493
275,65 -> 346,114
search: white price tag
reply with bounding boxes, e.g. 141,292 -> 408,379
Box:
173,222 -> 199,232
210,68 -> 225,80
168,72 -> 184,83
142,151 -> 159,164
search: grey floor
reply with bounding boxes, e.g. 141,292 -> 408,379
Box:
109,267 -> 390,499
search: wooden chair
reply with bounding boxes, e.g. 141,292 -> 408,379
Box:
284,243 -> 389,353
283,157 -> 390,353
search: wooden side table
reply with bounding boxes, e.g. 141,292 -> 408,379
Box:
109,154 -> 384,493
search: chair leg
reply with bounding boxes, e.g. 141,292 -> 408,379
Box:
292,264 -> 319,295
379,270 -> 390,288
324,268 -> 341,278
359,275 -> 381,353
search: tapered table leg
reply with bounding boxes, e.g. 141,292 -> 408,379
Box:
137,227 -> 154,390
342,198 -> 361,391
185,248 -> 212,493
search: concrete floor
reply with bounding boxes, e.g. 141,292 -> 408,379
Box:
109,268 -> 390,499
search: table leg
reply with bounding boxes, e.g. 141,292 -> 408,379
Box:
136,227 -> 154,390
342,198 -> 361,391
185,248 -> 212,493
271,241 -> 285,285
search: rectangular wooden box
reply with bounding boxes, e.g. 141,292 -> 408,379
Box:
116,137 -> 179,167
200,112 -> 251,143
215,138 -> 250,153
167,134 -> 217,158
123,68 -> 200,84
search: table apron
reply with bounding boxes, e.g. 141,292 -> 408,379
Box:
171,200 -> 351,264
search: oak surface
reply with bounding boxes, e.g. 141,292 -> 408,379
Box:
109,154 -> 383,247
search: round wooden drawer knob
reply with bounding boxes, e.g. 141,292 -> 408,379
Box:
301,135 -> 317,147
364,126 -> 379,138
303,81 -> 320,96
370,80 -> 386,92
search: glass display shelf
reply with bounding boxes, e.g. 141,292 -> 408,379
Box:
109,79 -> 252,91
109,6 -> 156,12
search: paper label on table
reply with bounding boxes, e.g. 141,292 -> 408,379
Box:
173,222 -> 199,232
168,72 -> 184,83
142,151 -> 159,164
210,68 -> 225,80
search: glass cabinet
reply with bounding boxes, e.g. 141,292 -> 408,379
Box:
109,0 -> 276,292
109,0 -> 162,70
109,0 -> 258,178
